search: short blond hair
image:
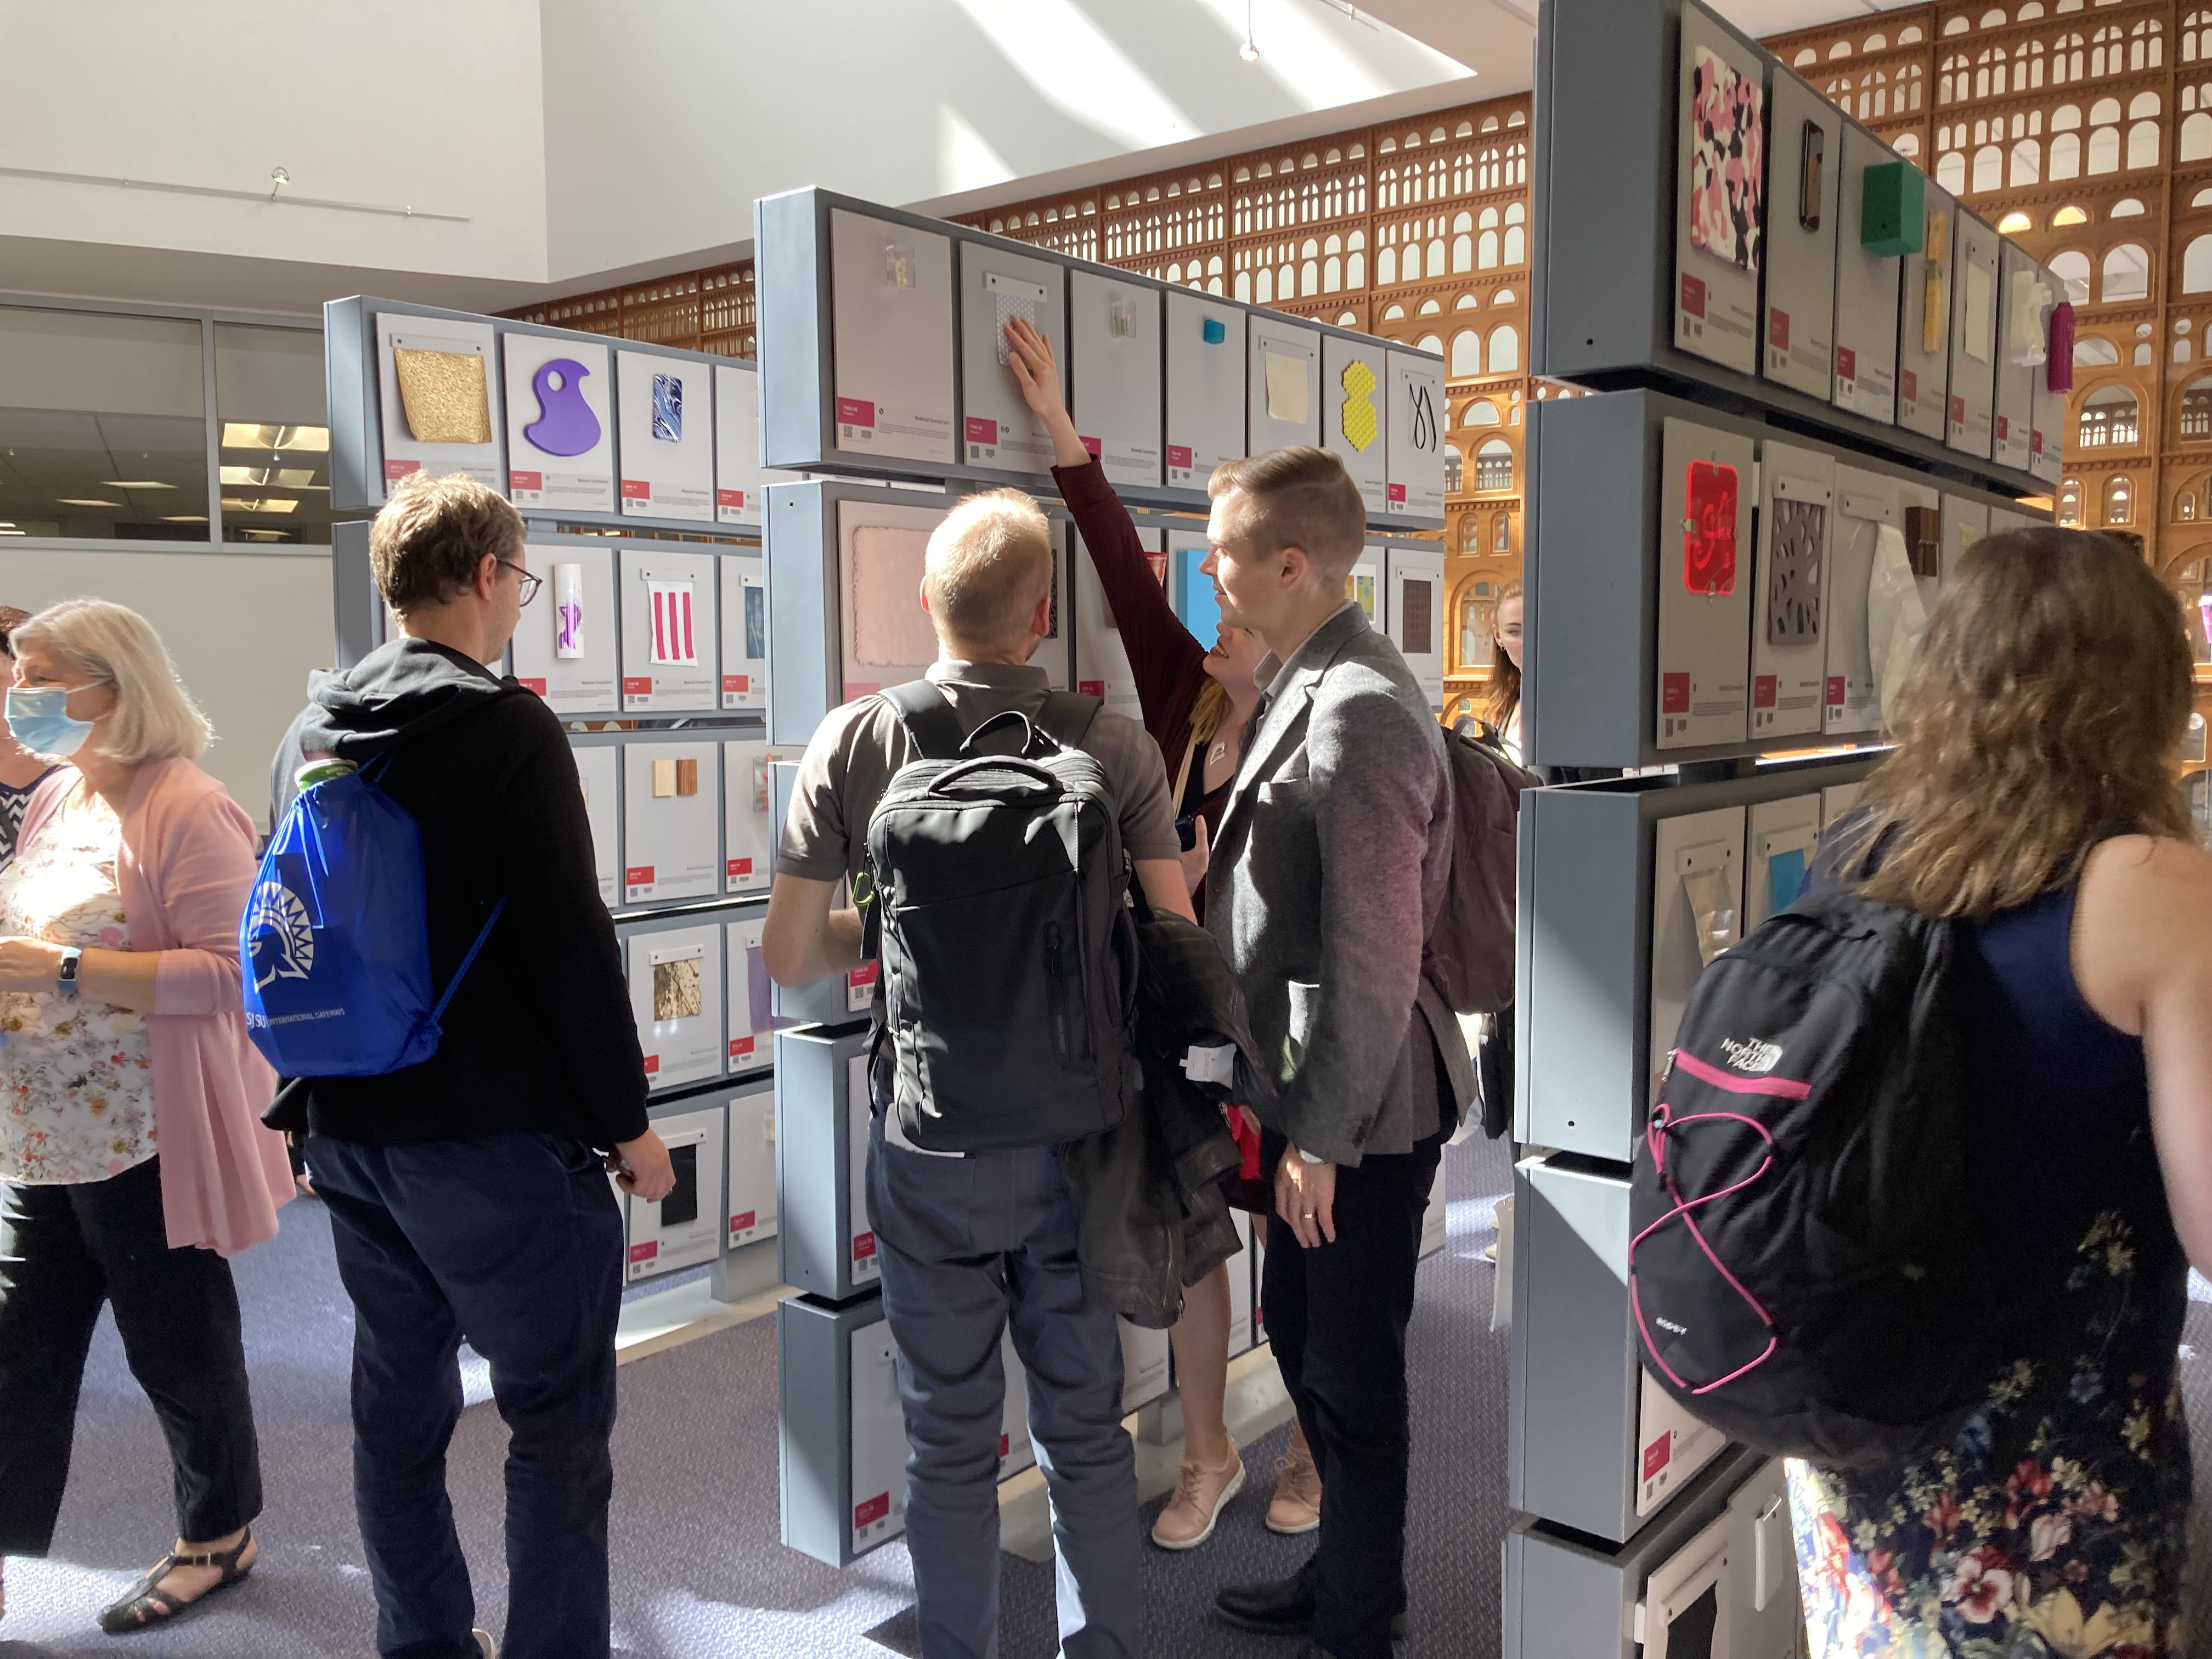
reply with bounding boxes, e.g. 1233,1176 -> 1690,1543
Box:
923,489 -> 1054,655
372,472 -> 523,616
1209,446 -> 1367,578
12,599 -> 213,764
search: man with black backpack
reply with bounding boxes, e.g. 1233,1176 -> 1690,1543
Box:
1197,448 -> 1460,1659
270,471 -> 672,1659
763,486 -> 1193,1659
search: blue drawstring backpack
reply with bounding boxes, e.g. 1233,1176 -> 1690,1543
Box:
240,757 -> 504,1076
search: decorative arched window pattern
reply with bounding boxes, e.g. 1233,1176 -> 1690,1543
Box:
2074,334 -> 2120,366
1493,512 -> 1513,554
1939,149 -> 1970,192
1973,144 -> 2004,190
1454,211 -> 1475,273
1488,325 -> 1520,374
2079,384 -> 2140,447
2183,374 -> 2212,438
2052,31 -> 2085,83
2103,243 -> 2151,303
2051,249 -> 2092,303
2188,113 -> 2212,163
1456,292 -> 1480,309
1383,303 -> 1406,321
1474,438 -> 1514,494
2186,235 -> 2212,295
1940,52 -> 1968,102
2106,475 -> 2134,525
1443,447 -> 1463,494
2088,124 -> 2121,174
1466,398 -> 1502,425
2133,19 -> 2164,70
2053,203 -> 2089,225
2011,137 -> 2041,185
2182,491 -> 2200,521
2190,12 -> 2212,61
1895,132 -> 1921,160
1795,47 -> 1818,66
2129,121 -> 2160,169
1419,297 -> 1443,315
1999,211 -> 2034,234
1505,143 -> 1527,187
1417,333 -> 1444,357
2058,479 -> 2084,526
1451,331 -> 1482,377
2113,198 -> 2146,218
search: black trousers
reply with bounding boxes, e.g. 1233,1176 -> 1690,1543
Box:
0,1156 -> 262,1554
1260,1124 -> 1446,1659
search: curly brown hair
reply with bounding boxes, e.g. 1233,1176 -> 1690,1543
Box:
1848,527 -> 2191,918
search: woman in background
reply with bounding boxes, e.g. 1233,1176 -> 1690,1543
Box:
0,607 -> 58,861
1007,317 -> 1325,1551
1479,582 -> 1523,765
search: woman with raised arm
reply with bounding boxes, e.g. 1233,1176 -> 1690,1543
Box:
1006,316 -> 1324,1551
1792,528 -> 2208,1657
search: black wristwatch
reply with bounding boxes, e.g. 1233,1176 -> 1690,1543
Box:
55,946 -> 82,997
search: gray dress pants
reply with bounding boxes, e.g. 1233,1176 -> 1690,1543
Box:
866,1113 -> 1141,1659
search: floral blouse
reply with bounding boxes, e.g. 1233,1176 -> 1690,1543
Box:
0,787 -> 155,1185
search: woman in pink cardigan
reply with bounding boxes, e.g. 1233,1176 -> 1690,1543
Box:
0,599 -> 292,1638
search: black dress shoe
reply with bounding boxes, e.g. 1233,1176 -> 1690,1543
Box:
1213,1575 -> 1409,1640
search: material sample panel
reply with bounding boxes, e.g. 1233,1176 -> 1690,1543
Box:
1385,349 -> 1447,521
1068,270 -> 1164,491
1649,806 -> 1746,1099
958,242 -> 1066,478
1745,792 -> 1821,929
512,543 -> 617,715
1657,418 -> 1754,749
1672,3 -> 1766,376
503,334 -> 613,514
1896,184 -> 1956,441
616,349 -> 714,522
849,1318 -> 908,1556
1165,292 -> 1247,490
624,1103 -> 725,1282
619,548 -> 720,712
1750,441 -> 1833,740
1831,125 -> 1901,425
831,208 -> 956,466
1759,73 -> 1840,401
1386,541 -> 1447,710
713,362 -> 797,526
1248,314 -> 1323,453
574,743 -> 619,909
622,740 -> 719,904
1823,467 -> 1894,737
1323,332 -> 1389,515
1071,523 -> 1164,725
723,738 -> 786,894
1946,209 -> 2000,458
727,1082 -> 777,1248
375,312 -> 502,497
720,551 -> 768,710
726,914 -> 796,1071
1992,242 -> 2045,473
627,923 -> 725,1089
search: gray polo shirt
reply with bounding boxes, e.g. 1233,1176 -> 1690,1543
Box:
778,659 -> 1182,885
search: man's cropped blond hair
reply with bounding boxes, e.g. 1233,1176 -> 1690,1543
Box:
371,472 -> 524,616
1208,446 -> 1367,579
923,489 -> 1054,656
12,599 -> 213,764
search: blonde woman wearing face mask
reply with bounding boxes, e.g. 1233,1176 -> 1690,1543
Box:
1006,317 -> 1324,1551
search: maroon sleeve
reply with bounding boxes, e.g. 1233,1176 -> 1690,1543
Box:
1053,459 -> 1209,760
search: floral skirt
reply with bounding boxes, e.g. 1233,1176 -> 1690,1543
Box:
1787,1207 -> 2190,1658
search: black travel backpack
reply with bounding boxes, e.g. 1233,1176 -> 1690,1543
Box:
1627,877 -> 2004,1468
865,683 -> 1140,1154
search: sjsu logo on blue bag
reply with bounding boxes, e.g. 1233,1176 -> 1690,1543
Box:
245,879 -> 315,994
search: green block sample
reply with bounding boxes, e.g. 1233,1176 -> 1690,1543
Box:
1860,161 -> 1926,257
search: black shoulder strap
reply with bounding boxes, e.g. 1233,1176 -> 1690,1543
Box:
879,681 -> 965,761
1034,690 -> 1103,752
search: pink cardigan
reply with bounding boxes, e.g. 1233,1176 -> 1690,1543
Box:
16,758 -> 293,1256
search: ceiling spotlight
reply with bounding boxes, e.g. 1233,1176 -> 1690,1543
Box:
269,166 -> 290,201
1241,0 -> 1260,60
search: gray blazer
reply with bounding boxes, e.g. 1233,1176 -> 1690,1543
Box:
1204,602 -> 1467,1166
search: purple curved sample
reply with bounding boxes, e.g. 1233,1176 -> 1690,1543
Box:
523,357 -> 602,457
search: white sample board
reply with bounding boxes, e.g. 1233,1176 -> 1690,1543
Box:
1725,1460 -> 1806,1659
837,496 -> 950,703
616,349 -> 714,522
1385,541 -> 1447,710
1946,210 -> 2001,458
1896,184 -> 1956,441
375,312 -> 503,496
574,743 -> 619,909
713,362 -> 798,527
1657,418 -> 1754,749
1650,806 -> 1747,1101
2030,359 -> 2066,487
1824,467 -> 1894,738
958,244 -> 1065,478
726,914 -> 795,1071
1820,781 -> 1865,827
1321,332 -> 1389,515
1068,271 -> 1164,490
511,542 -> 617,714
624,1104 -> 725,1282
1248,313 -> 1323,453
1347,550 -> 1383,629
727,1082 -> 777,1248
628,924 -> 724,1089
619,548 -> 719,712
1750,441 -> 1833,740
723,737 -> 786,894
1385,349 -> 1448,521
831,208 -> 957,466
1940,494 -> 1989,580
1119,1319 -> 1172,1416
1672,3 -> 1765,376
1070,523 -> 1163,725
622,740 -> 720,904
503,334 -> 614,514
849,1317 -> 908,1555
1228,1208 -> 1255,1358
1831,126 -> 1901,424
1634,1366 -> 1729,1520
1165,291 -> 1248,490
1759,72 -> 1840,401
1993,244 -> 2046,473
720,551 -> 768,709
846,1053 -> 878,1286
1745,793 -> 1821,929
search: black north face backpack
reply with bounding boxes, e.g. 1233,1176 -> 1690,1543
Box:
1627,883 -> 2003,1468
865,683 -> 1140,1154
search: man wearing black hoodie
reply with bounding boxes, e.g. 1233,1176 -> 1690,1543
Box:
271,472 -> 671,1659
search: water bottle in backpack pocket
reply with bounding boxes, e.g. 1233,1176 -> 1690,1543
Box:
241,758 -> 505,1077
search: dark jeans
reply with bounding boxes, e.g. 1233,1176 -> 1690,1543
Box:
1260,1125 -> 1446,1659
307,1131 -> 624,1659
0,1156 -> 261,1554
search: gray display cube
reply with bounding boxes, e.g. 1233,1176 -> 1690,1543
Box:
776,1023 -> 878,1304
778,1290 -> 903,1567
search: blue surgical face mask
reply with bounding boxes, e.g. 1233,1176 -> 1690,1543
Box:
5,684 -> 103,759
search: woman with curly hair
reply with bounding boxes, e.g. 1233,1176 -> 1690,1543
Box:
1792,528 -> 2206,1657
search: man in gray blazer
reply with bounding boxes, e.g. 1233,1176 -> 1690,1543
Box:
1199,447 -> 1460,1659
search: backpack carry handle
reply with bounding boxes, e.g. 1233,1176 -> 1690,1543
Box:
957,707 -> 1062,758
931,754 -> 1063,798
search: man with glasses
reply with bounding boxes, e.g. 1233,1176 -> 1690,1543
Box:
271,471 -> 671,1659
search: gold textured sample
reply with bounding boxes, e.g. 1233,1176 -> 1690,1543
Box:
675,758 -> 699,796
653,957 -> 703,1021
652,758 -> 677,797
392,348 -> 492,444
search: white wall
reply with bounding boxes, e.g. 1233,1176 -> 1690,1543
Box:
0,1 -> 548,284
0,550 -> 332,825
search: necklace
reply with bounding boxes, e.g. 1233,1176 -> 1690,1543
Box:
1209,740 -> 1228,768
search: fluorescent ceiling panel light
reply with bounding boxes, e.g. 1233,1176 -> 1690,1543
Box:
224,466 -> 319,488
101,479 -> 176,489
161,515 -> 210,523
56,498 -> 120,507
221,496 -> 298,514
220,422 -> 329,452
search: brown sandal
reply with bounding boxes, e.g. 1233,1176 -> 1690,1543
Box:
96,1528 -> 253,1634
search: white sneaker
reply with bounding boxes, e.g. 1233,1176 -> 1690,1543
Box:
1150,1449 -> 1246,1550
473,1632 -> 497,1659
